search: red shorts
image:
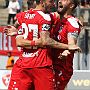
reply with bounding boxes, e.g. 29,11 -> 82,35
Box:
54,65 -> 73,90
8,60 -> 55,90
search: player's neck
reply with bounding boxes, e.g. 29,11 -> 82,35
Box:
63,11 -> 72,18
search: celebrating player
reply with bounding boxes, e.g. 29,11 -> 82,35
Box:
7,0 -> 77,90
4,0 -> 81,90
52,0 -> 82,90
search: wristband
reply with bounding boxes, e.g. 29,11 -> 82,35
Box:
31,41 -> 35,46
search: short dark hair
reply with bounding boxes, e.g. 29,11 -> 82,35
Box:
27,0 -> 35,9
27,0 -> 34,5
35,0 -> 46,4
35,0 -> 40,4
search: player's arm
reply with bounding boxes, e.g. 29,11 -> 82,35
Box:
15,25 -> 68,49
62,36 -> 78,55
68,36 -> 77,50
59,33 -> 79,59
16,13 -> 80,50
16,28 -> 80,51
58,31 -> 81,59
60,19 -> 82,58
4,20 -> 19,36
16,26 -> 80,51
39,31 -> 69,49
4,11 -> 22,36
16,30 -> 69,49
16,36 -> 41,48
67,17 -> 82,52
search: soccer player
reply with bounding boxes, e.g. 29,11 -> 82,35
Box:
7,0 -> 75,90
52,0 -> 82,90
4,0 -> 81,90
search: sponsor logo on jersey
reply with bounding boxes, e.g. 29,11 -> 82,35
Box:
42,24 -> 50,31
25,13 -> 35,19
58,26 -> 63,33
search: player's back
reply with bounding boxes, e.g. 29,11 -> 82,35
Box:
16,9 -> 52,68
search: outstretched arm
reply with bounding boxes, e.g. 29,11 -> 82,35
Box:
58,28 -> 82,59
39,31 -> 81,51
16,30 -> 81,51
16,36 -> 42,48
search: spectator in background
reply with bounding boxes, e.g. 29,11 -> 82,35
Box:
6,52 -> 14,70
80,0 -> 85,8
4,0 -> 9,8
7,0 -> 20,25
80,0 -> 90,8
86,0 -> 90,8
17,0 -> 23,12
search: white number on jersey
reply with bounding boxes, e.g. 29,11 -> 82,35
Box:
22,23 -> 38,49
22,23 -> 38,39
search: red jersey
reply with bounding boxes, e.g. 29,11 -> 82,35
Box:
52,16 -> 81,73
16,9 -> 52,68
50,13 -> 60,39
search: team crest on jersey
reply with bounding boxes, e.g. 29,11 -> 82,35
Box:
58,26 -> 63,33
57,35 -> 61,40
42,24 -> 50,31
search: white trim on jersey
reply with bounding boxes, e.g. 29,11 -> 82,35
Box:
37,11 -> 51,21
67,17 -> 79,28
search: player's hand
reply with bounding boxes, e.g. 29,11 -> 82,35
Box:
68,45 -> 81,52
4,25 -> 17,36
58,50 -> 70,59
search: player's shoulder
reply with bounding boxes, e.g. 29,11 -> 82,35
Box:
19,9 -> 33,15
36,11 -> 51,21
50,12 -> 60,18
67,16 -> 79,28
16,11 -> 26,18
17,9 -> 33,18
50,12 -> 60,24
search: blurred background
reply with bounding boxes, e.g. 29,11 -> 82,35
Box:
0,0 -> 90,90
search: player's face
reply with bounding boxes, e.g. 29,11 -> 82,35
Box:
44,0 -> 54,13
57,0 -> 72,15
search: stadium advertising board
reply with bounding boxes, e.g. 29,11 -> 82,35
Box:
67,70 -> 90,90
0,70 -> 90,89
0,26 -> 21,56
